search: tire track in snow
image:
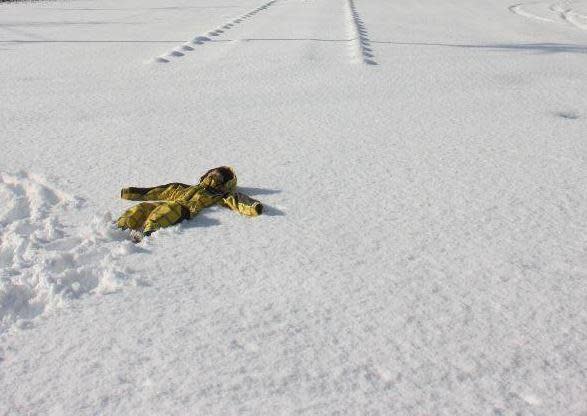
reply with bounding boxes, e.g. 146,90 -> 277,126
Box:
154,0 -> 278,63
0,171 -> 141,334
344,0 -> 377,65
509,1 -> 587,30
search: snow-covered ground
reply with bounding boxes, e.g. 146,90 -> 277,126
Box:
1,0 -> 586,414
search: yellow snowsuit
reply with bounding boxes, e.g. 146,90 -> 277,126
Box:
116,166 -> 262,235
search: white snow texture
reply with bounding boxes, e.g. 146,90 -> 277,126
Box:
1,0 -> 586,415
0,172 -> 137,333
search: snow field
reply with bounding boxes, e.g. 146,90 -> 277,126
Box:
0,0 -> 586,414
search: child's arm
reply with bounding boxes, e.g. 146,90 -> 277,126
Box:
120,183 -> 190,201
220,192 -> 263,217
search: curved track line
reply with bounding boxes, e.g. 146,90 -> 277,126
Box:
509,3 -> 556,22
509,1 -> 587,29
154,0 -> 278,63
563,8 -> 587,29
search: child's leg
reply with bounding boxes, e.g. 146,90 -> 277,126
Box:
117,202 -> 159,231
143,202 -> 189,235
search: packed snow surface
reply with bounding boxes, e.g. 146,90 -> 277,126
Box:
1,0 -> 586,414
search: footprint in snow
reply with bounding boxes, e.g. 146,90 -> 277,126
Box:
556,111 -> 580,120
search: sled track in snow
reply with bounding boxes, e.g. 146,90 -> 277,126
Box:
154,0 -> 278,63
344,0 -> 377,65
509,1 -> 587,30
0,172 -> 139,334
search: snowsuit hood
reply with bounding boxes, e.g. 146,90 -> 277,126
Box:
199,166 -> 237,195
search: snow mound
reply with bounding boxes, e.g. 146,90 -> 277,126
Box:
0,171 -> 138,333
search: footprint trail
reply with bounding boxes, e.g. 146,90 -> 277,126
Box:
345,0 -> 377,65
155,0 -> 278,63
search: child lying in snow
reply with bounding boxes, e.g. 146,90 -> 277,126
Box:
116,166 -> 263,242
